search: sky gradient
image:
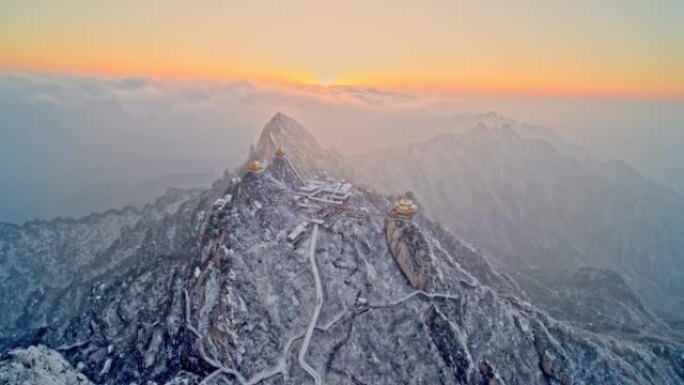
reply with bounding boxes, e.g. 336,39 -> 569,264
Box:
2,0 -> 683,98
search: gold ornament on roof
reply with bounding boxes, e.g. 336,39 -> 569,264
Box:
392,198 -> 418,217
248,160 -> 264,172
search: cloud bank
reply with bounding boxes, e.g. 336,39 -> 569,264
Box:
1,73 -> 682,223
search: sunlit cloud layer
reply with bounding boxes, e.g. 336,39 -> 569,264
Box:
2,0 -> 683,98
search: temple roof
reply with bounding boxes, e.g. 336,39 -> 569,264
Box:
248,160 -> 264,172
393,197 -> 418,217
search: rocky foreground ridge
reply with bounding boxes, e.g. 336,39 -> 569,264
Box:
0,113 -> 683,384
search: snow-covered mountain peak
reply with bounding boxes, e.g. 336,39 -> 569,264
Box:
462,122 -> 522,141
257,113 -> 319,154
252,113 -> 359,182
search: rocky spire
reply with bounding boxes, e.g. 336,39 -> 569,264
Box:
250,112 -> 359,182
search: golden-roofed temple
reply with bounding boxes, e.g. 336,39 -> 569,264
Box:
392,197 -> 418,217
248,159 -> 264,173
275,146 -> 286,157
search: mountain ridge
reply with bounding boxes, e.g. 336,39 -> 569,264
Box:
353,120 -> 684,327
0,113 -> 682,384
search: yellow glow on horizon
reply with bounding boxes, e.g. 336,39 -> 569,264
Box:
3,60 -> 683,100
1,44 -> 682,100
1,0 -> 683,100
315,77 -> 336,87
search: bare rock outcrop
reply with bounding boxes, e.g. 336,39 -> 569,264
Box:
0,345 -> 93,385
385,217 -> 436,290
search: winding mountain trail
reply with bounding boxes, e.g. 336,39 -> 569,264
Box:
298,223 -> 324,385
370,290 -> 460,309
184,290 -> 248,385
186,289 -> 311,385
316,308 -> 348,332
185,223 -> 330,385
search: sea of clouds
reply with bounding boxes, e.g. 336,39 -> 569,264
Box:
1,73 -> 682,223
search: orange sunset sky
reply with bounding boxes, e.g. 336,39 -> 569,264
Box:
2,0 -> 683,99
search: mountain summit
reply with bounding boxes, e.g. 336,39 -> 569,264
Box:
251,112 -> 357,181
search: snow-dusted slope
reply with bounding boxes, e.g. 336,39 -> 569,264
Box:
1,113 -> 682,384
353,123 -> 684,327
0,345 -> 94,385
178,158 -> 682,385
0,188 -> 203,346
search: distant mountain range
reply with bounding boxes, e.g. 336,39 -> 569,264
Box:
0,172 -> 217,224
353,120 -> 684,327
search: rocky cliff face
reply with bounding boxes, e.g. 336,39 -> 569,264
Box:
1,114 -> 683,384
385,217 -> 435,290
0,345 -> 94,385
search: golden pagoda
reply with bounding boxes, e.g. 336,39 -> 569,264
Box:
248,160 -> 264,173
392,197 -> 418,217
275,146 -> 286,157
